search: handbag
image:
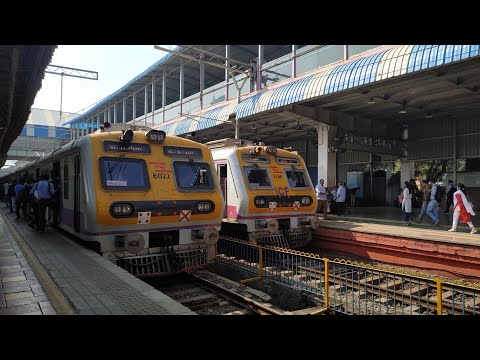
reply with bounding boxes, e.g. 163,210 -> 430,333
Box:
398,193 -> 404,204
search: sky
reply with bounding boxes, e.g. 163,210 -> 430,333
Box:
32,45 -> 172,121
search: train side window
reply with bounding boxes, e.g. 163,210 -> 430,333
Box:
63,163 -> 69,199
173,161 -> 215,191
244,166 -> 273,189
99,157 -> 150,191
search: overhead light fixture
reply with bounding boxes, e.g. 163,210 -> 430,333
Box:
425,112 -> 433,118
398,105 -> 407,114
250,124 -> 257,133
367,97 -> 376,104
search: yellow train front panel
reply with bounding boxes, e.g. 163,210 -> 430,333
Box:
236,147 -> 317,218
89,131 -> 223,231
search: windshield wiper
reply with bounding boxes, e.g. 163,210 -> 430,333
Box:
107,154 -> 125,179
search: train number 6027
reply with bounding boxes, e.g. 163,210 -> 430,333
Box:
153,172 -> 170,179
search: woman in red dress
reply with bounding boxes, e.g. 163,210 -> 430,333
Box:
447,183 -> 477,234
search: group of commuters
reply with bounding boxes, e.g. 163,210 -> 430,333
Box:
1,170 -> 61,233
313,176 -> 477,234
315,179 -> 349,220
401,178 -> 476,234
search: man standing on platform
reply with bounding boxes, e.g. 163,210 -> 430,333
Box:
315,178 -> 328,220
336,182 -> 347,216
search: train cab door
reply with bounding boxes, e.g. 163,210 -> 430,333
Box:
217,163 -> 228,215
73,155 -> 80,233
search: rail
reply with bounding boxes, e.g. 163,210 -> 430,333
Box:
216,236 -> 480,315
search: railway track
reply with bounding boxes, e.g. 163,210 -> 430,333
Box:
216,250 -> 480,315
148,271 -> 285,315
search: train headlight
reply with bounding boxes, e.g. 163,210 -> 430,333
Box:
145,130 -> 166,144
197,201 -> 212,212
266,146 -> 277,155
250,146 -> 262,155
301,196 -> 312,205
254,197 -> 266,207
111,203 -> 133,217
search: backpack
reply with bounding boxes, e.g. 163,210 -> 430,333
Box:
435,185 -> 446,202
20,185 -> 31,203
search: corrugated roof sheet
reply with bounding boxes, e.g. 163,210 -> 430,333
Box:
145,45 -> 480,136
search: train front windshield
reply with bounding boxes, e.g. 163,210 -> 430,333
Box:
173,161 -> 215,191
99,156 -> 150,190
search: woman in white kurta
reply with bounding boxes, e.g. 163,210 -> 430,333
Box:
447,183 -> 477,234
402,181 -> 413,226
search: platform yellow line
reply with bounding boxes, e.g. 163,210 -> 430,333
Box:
0,211 -> 76,315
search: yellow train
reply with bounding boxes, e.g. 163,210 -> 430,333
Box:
207,138 -> 320,248
3,123 -> 224,276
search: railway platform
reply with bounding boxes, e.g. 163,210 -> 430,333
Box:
313,206 -> 480,281
0,208 -> 195,315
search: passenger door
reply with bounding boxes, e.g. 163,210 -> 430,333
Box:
74,155 -> 80,233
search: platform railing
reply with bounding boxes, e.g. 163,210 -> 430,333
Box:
216,237 -> 480,315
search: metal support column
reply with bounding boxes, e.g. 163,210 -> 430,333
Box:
133,92 -> 136,124
292,45 -> 297,78
122,100 -> 126,124
151,77 -> 156,126
225,45 -> 230,101
97,114 -> 100,129
179,63 -> 184,116
144,86 -> 148,126
257,45 -> 264,91
162,70 -> 166,123
200,56 -> 204,109
91,117 -> 94,133
104,110 -> 107,125
114,104 -> 117,124
344,45 -> 348,61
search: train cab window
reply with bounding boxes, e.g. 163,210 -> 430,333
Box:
99,157 -> 150,190
285,170 -> 308,188
244,167 -> 272,189
173,161 -> 215,191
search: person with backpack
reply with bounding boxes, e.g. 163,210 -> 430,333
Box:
14,177 -> 26,220
20,178 -> 34,221
29,174 -> 55,233
444,180 -> 456,213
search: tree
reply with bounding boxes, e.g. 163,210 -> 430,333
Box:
414,160 -> 448,182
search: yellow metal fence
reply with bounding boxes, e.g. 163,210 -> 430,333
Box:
216,237 -> 480,315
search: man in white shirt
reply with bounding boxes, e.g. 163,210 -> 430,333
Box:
336,182 -> 347,216
315,178 -> 328,220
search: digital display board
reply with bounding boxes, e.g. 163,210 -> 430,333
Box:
163,146 -> 202,158
103,141 -> 151,153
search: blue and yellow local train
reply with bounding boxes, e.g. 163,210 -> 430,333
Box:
2,123 -> 224,276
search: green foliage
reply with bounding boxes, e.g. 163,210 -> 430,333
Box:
414,160 -> 448,182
